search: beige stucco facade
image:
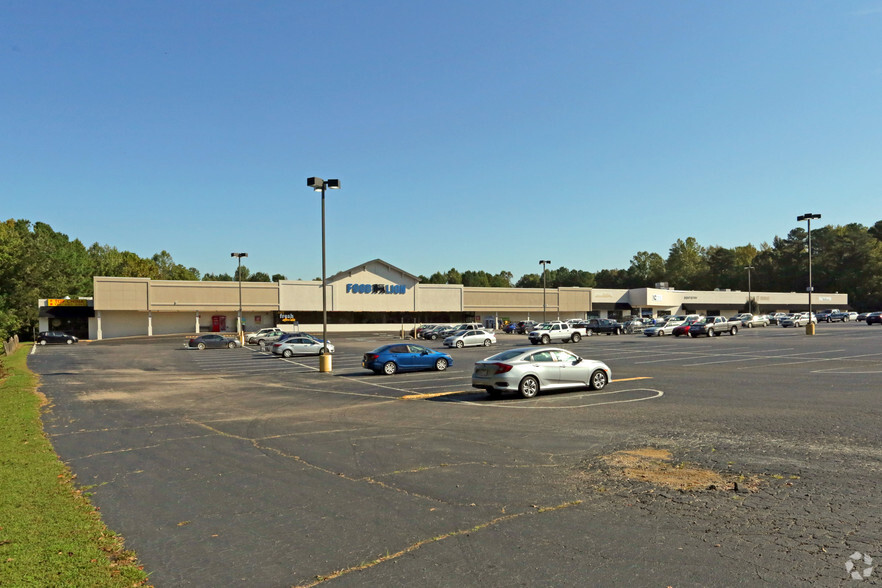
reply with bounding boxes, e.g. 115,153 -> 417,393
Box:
82,259 -> 849,340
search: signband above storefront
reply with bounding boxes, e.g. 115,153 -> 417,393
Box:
47,299 -> 90,307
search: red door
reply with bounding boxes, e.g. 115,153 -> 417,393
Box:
211,316 -> 227,332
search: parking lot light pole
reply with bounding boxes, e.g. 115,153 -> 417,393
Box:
744,265 -> 754,313
539,260 -> 551,323
307,177 -> 341,372
231,252 -> 248,343
796,213 -> 821,335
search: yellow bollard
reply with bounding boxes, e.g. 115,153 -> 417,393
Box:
805,323 -> 816,335
319,354 -> 333,372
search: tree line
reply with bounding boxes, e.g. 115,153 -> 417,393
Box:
0,220 -> 286,340
2,217 -> 881,341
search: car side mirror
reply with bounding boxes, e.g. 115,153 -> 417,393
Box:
421,350 -> 429,355
574,357 -> 582,365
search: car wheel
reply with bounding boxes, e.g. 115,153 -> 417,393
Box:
66,339 -> 74,345
430,334 -> 437,340
657,331 -> 664,336
258,339 -> 265,346
747,323 -> 753,328
383,361 -> 398,375
707,328 -> 715,337
571,333 -> 581,343
730,326 -> 738,335
590,369 -> 608,391
197,342 -> 206,350
435,358 -> 448,371
227,341 -> 235,349
541,335 -> 550,345
39,339 -> 47,345
282,349 -> 293,358
585,330 -> 593,337
614,329 -> 621,335
456,340 -> 464,348
519,376 -> 539,399
483,339 -> 492,346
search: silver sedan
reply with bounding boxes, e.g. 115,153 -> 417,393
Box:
271,336 -> 335,357
471,347 -> 611,398
643,320 -> 685,336
443,329 -> 497,348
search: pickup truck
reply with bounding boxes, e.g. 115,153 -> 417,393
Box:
577,319 -> 624,336
815,309 -> 840,322
528,321 -> 582,344
686,316 -> 740,337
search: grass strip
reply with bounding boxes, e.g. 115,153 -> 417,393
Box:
0,345 -> 149,587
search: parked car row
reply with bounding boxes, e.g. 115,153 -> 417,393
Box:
417,323 -> 489,340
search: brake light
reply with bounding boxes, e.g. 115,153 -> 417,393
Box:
492,363 -> 513,374
365,354 -> 379,361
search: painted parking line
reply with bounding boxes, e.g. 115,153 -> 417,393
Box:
401,376 -> 653,400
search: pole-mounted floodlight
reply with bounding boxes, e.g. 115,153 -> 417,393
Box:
539,260 -> 551,323
307,177 -> 341,372
796,213 -> 821,334
231,252 -> 248,342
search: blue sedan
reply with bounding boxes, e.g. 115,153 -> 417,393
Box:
362,344 -> 454,375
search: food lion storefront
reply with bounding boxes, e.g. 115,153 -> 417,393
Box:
73,258 -> 847,340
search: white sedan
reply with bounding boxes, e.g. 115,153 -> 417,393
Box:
443,329 -> 497,349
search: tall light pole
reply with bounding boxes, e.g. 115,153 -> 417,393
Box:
539,260 -> 551,322
744,265 -> 754,313
231,252 -> 248,342
796,213 -> 821,335
307,177 -> 341,372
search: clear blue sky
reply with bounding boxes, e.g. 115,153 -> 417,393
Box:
3,2 -> 881,281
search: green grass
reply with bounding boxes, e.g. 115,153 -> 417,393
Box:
0,345 -> 149,587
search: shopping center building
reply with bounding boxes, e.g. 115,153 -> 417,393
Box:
38,259 -> 849,340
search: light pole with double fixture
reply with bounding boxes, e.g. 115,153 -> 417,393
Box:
796,213 -> 821,335
307,177 -> 341,372
231,252 -> 248,343
539,260 -> 551,323
744,265 -> 754,313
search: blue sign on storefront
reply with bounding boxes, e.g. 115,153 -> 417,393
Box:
346,283 -> 407,294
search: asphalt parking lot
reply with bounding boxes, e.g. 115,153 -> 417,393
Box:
31,323 -> 882,586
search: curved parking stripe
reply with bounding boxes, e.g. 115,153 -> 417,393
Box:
404,387 -> 664,407
402,377 -> 653,400
455,388 -> 664,408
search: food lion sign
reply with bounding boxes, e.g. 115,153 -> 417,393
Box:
346,283 -> 407,295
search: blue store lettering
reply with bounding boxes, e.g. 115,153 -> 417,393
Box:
346,283 -> 406,294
